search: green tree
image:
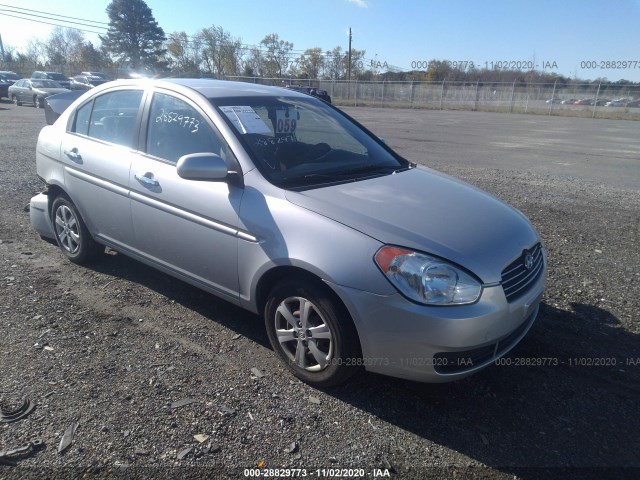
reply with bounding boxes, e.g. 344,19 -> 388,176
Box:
198,25 -> 243,78
425,59 -> 451,81
166,31 -> 201,76
342,48 -> 366,79
260,33 -> 293,77
324,46 -> 343,79
79,42 -> 112,70
243,47 -> 264,77
296,48 -> 324,79
45,27 -> 85,67
101,0 -> 166,69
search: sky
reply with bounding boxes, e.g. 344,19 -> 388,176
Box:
1,0 -> 640,82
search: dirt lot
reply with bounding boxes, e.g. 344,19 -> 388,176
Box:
1,101 -> 639,479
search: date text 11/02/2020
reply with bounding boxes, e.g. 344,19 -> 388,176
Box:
244,467 -> 391,477
409,60 -> 559,71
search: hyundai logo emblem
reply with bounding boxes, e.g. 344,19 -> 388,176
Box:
523,252 -> 534,270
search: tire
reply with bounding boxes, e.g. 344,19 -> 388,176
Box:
265,278 -> 361,387
12,95 -> 21,106
51,195 -> 100,264
34,96 -> 43,108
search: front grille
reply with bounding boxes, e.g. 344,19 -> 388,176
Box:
501,243 -> 544,303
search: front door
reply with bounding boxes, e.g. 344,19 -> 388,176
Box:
129,90 -> 243,299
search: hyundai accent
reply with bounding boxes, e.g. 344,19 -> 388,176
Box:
30,79 -> 546,386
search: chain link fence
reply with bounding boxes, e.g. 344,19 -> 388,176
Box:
4,62 -> 639,120
226,76 -> 640,120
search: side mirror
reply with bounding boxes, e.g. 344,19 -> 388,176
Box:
176,153 -> 229,181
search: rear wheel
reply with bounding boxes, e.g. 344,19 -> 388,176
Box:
264,278 -> 361,387
51,195 -> 100,264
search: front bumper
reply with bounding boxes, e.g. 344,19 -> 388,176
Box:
30,193 -> 55,240
329,264 -> 545,383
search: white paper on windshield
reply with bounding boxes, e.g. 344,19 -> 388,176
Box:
219,106 -> 270,134
275,109 -> 298,134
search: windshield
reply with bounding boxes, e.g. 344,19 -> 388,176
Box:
1,72 -> 20,80
32,80 -> 61,88
46,73 -> 67,80
212,96 -> 409,189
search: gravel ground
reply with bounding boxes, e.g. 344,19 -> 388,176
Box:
1,101 -> 639,480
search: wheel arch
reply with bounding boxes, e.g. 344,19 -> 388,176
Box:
45,184 -> 96,238
254,265 -> 362,357
45,184 -> 69,217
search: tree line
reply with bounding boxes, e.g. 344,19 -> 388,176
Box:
1,0 -> 637,87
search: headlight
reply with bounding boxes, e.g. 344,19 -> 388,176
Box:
375,246 -> 482,305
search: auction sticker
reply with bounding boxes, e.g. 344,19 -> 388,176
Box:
220,106 -> 271,134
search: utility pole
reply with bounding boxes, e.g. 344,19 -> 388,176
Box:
347,28 -> 352,83
0,34 -> 5,63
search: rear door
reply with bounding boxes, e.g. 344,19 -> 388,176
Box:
16,80 -> 29,102
60,88 -> 145,248
129,89 -> 243,299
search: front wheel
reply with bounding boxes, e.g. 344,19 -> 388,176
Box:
34,96 -> 43,108
51,196 -> 100,264
12,95 -> 22,106
265,279 -> 361,387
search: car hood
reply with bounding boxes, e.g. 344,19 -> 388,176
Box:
284,166 -> 539,283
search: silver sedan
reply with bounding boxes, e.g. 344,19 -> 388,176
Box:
30,79 -> 546,387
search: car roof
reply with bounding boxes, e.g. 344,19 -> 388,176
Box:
160,78 -> 309,99
85,78 -> 309,100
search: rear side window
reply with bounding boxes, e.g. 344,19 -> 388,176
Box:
74,90 -> 143,148
146,92 -> 231,164
73,102 -> 92,136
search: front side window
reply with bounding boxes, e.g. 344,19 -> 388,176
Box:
146,92 -> 231,164
32,80 -> 60,88
213,96 -> 408,189
81,90 -> 143,148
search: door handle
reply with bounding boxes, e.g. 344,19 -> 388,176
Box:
63,148 -> 82,162
134,173 -> 160,187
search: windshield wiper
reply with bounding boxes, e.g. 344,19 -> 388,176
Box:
335,164 -> 404,176
280,164 -> 409,187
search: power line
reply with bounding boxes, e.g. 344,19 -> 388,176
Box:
0,5 -> 412,72
0,11 -> 105,35
0,9 -> 108,31
0,3 -> 108,25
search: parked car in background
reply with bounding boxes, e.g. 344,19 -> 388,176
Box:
0,75 -> 10,99
30,78 -> 545,387
43,90 -> 85,124
605,98 -> 630,107
561,98 -> 577,104
284,85 -> 332,103
0,70 -> 21,85
0,70 -> 22,84
545,97 -> 562,104
9,79 -> 69,108
0,71 -> 21,99
626,99 -> 640,107
574,98 -> 593,105
31,71 -> 71,89
80,71 -> 111,80
70,74 -> 110,90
